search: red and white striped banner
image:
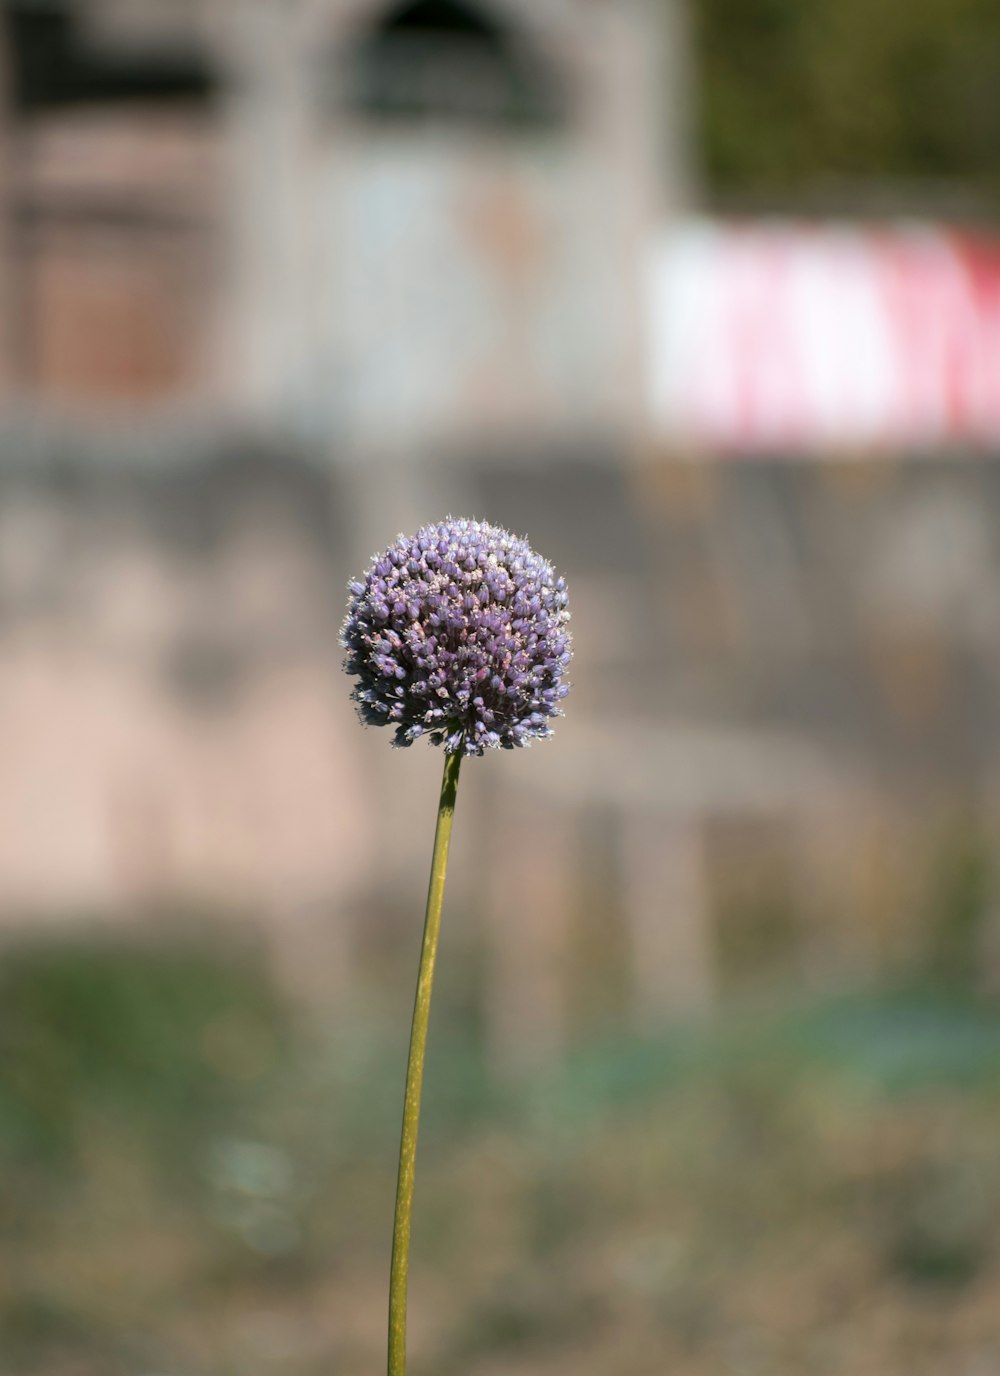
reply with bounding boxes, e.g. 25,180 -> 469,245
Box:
647,220 -> 1000,454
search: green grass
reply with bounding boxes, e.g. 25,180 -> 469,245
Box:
0,930 -> 290,1170
2,934 -> 1000,1376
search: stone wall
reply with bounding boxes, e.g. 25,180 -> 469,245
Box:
2,432 -> 999,1058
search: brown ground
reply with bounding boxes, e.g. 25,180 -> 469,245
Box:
2,944 -> 999,1376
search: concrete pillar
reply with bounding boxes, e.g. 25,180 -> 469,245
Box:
621,809 -> 715,1027
483,793 -> 577,1076
211,0 -> 316,412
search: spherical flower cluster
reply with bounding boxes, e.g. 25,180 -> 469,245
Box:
341,518 -> 571,756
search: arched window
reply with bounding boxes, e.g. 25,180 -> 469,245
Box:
341,0 -> 564,129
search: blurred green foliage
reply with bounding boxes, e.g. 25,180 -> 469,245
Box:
695,0 -> 1000,205
2,930 -> 1000,1374
920,820 -> 995,991
0,930 -> 290,1171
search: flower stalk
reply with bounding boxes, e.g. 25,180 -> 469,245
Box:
341,518 -> 570,1375
388,746 -> 463,1376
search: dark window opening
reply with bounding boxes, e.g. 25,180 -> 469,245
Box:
0,5 -> 219,399
2,2 -> 215,115
342,0 -> 565,130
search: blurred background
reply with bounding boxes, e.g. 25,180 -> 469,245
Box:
3,1 -> 1000,1372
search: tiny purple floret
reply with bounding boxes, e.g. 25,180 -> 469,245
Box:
341,518 -> 571,756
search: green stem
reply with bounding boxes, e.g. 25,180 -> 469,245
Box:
388,747 -> 463,1376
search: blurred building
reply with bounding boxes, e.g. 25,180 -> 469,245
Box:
0,0 -> 682,454
0,0 -> 693,1027
1,0 -> 1000,1051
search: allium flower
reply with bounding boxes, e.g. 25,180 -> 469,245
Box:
341,519 -> 573,1376
341,517 -> 571,756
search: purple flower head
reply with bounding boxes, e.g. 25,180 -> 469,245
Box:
341,518 -> 571,757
